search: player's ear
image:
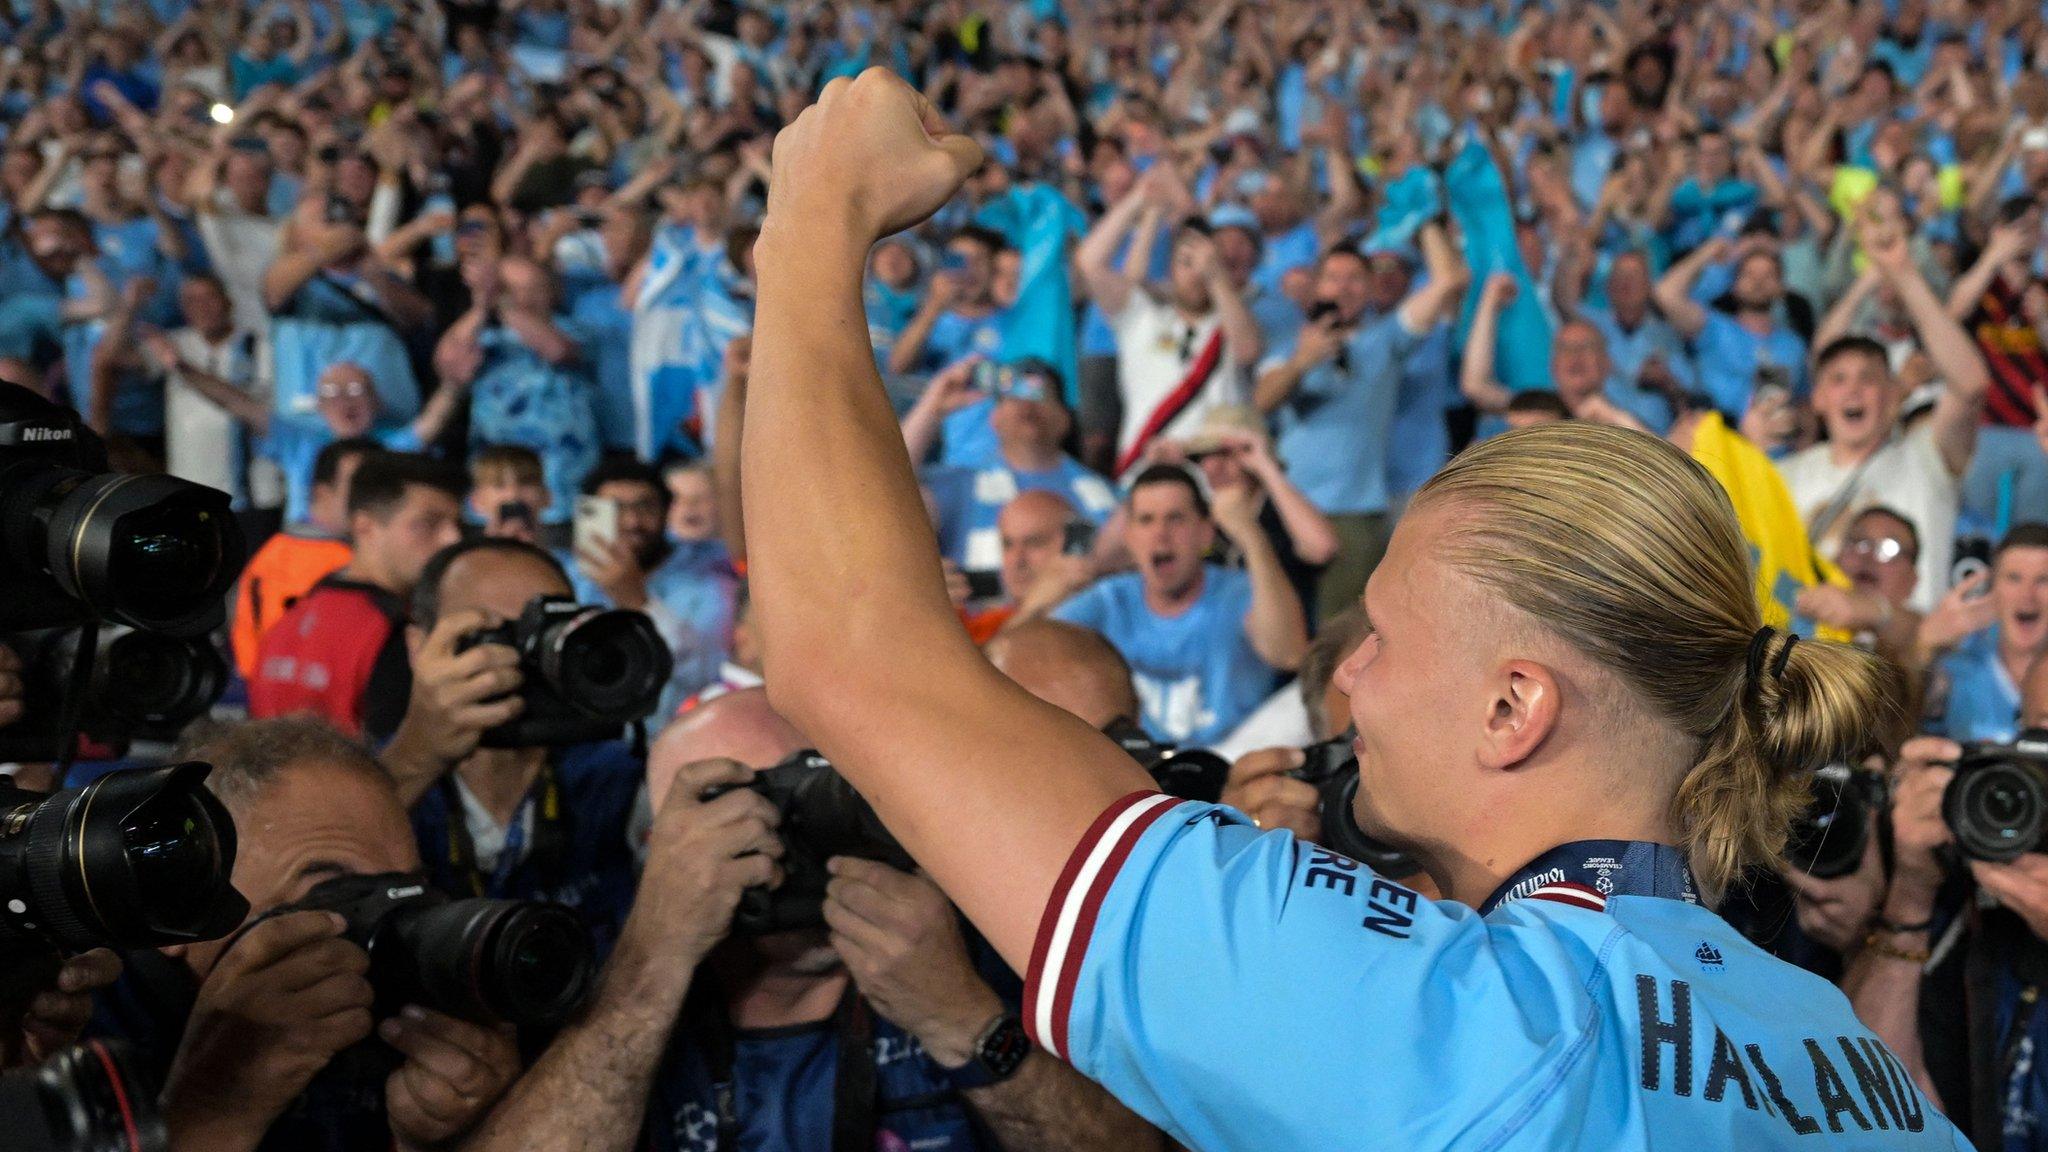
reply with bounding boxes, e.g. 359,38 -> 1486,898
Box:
1478,659 -> 1559,773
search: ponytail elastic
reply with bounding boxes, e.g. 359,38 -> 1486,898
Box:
1745,626 -> 1799,688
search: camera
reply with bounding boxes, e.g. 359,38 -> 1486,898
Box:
458,595 -> 673,748
1290,737 -> 1420,876
0,1040 -> 166,1152
704,750 -> 914,934
1942,730 -> 2048,863
1,383 -> 245,636
0,626 -> 227,762
1783,764 -> 1886,880
0,763 -> 247,1004
266,872 -> 595,1028
1101,719 -> 1230,804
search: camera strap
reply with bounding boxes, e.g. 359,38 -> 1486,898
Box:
441,758 -> 568,897
698,980 -> 878,1152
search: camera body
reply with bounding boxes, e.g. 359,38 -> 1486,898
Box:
704,751 -> 913,934
1942,729 -> 2048,863
0,625 -> 226,762
1783,763 -> 1888,880
267,872 -> 595,1028
457,595 -> 672,748
0,383 -> 244,637
1291,737 -> 1420,876
1101,719 -> 1229,804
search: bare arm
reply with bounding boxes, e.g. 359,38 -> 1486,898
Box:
262,220 -> 363,313
1075,184 -> 1159,318
1813,267 -> 1882,350
1394,221 -> 1468,335
1878,241 -> 1989,474
1460,274 -> 1516,414
747,72 -> 1154,970
433,303 -> 489,387
498,305 -> 579,365
1946,224 -> 2026,321
967,1056 -> 1164,1152
886,287 -> 952,376
1653,237 -> 1726,339
150,336 -> 271,431
713,342 -> 749,566
1217,491 -> 1308,671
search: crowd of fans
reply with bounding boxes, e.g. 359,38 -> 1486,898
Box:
5,0 -> 2048,1146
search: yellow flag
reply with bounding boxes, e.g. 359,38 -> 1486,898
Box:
1687,412 -> 1854,642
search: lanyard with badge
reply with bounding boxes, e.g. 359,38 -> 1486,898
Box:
441,759 -> 567,897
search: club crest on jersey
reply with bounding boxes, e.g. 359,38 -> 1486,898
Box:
1695,942 -> 1725,972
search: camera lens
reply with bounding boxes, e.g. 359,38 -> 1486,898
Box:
541,609 -> 671,721
0,763 -> 247,952
37,472 -> 244,636
1320,774 -> 1420,877
96,631 -> 227,727
1944,760 -> 2048,862
1784,766 -> 1874,880
0,1040 -> 166,1152
389,897 -> 595,1028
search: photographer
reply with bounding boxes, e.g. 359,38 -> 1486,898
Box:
1042,463 -> 1306,746
464,688 -> 1158,1152
250,452 -> 466,741
384,538 -> 645,958
1844,714 -> 2048,1145
88,717 -> 519,1152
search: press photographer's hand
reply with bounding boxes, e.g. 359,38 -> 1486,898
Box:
1221,748 -> 1320,840
161,911 -> 375,1150
395,609 -> 525,770
1887,737 -> 1960,910
763,68 -> 983,251
0,642 -> 23,728
382,1005 -> 522,1151
2,948 -> 120,1069
635,758 -> 785,965
822,857 -> 1002,1069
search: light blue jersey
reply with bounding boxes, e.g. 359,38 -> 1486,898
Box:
1025,794 -> 1970,1151
1051,566 -> 1276,746
1927,628 -> 2023,744
923,455 -> 1117,572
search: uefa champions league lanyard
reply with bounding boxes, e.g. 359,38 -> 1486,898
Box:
1478,839 -> 1701,916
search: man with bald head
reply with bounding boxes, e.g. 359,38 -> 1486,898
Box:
963,490 -> 1100,640
467,688 -> 1160,1152
985,619 -> 1140,730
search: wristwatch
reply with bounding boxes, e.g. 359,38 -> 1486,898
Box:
943,1011 -> 1032,1091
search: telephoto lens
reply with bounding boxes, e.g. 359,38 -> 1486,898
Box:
0,763 -> 248,957
0,1039 -> 166,1152
275,872 -> 596,1028
0,383 -> 245,636
1783,765 -> 1882,880
1943,731 -> 2048,862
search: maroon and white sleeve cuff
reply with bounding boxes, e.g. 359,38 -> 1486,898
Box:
1022,791 -> 1184,1063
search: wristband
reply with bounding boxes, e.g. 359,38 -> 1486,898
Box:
941,1011 -> 1031,1092
1863,932 -> 1932,965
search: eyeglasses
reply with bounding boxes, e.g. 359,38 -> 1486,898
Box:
317,379 -> 373,400
1846,536 -> 1912,564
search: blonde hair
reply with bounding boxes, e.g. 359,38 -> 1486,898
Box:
1414,423 -> 1901,901
470,444 -> 544,487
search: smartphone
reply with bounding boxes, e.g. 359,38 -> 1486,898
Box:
1062,519 -> 1097,557
964,570 -> 1004,600
574,495 -> 619,557
1952,537 -> 1994,599
971,361 -> 1013,395
499,500 -> 536,532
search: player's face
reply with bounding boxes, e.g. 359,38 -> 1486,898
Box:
1329,507 -> 1485,865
